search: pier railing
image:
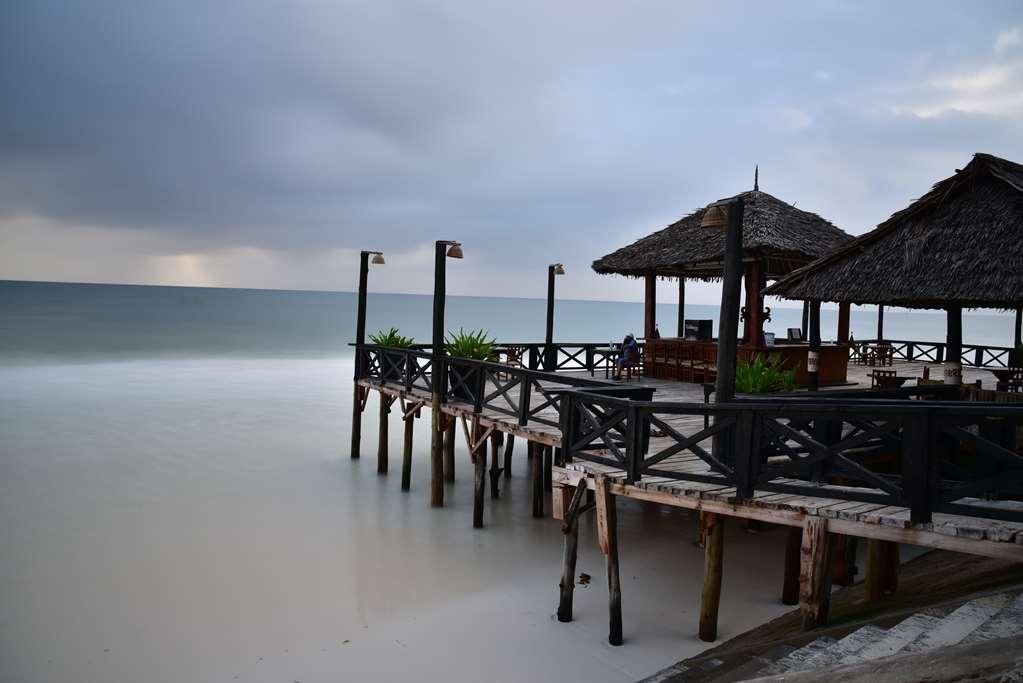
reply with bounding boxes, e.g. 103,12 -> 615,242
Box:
560,388 -> 1023,524
849,338 -> 1017,368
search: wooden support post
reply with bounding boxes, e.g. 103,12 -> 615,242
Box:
530,442 -> 544,518
489,431 -> 503,499
543,445 -> 553,492
799,517 -> 833,630
401,408 -> 414,491
698,512 -> 725,642
473,422 -> 487,529
865,539 -> 899,602
877,304 -> 885,341
742,259 -> 765,346
644,272 -> 657,339
807,301 -> 821,391
430,240 -> 450,508
945,306 -> 963,385
831,534 -> 858,587
552,485 -> 569,521
351,251 -> 370,460
837,302 -> 851,345
1014,308 -> 1022,366
557,479 -> 589,623
443,416 -> 456,482
781,525 -> 802,606
801,300 -> 809,340
377,394 -> 392,475
677,276 -> 686,338
595,475 -> 623,646
351,384 -> 364,459
503,434 -> 514,479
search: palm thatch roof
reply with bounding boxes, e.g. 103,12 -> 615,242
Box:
764,153 -> 1023,310
591,190 -> 853,280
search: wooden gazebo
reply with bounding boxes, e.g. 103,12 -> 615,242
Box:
765,152 -> 1023,381
593,184 -> 854,383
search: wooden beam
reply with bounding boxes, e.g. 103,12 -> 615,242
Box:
714,198 -> 744,403
443,417 -> 456,482
473,420 -> 487,529
831,534 -> 858,587
945,306 -> 963,385
543,445 -> 553,492
698,511 -> 725,642
807,300 -> 822,391
837,302 -> 851,345
781,525 -> 802,605
877,304 -> 885,341
677,276 -> 686,338
557,479 -> 590,623
644,273 -> 657,339
503,434 -> 514,479
377,394 -> 394,475
531,442 -> 544,518
430,241 -> 448,508
489,430 -> 503,499
595,475 -> 623,646
799,516 -> 833,630
401,403 -> 414,491
865,539 -> 899,602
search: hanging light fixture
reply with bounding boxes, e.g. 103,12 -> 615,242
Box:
370,251 -> 386,265
552,263 -> 565,275
446,242 -> 463,258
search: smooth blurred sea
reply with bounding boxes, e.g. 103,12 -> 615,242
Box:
1,280 -> 1018,363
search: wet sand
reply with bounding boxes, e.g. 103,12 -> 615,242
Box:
0,358 -> 792,682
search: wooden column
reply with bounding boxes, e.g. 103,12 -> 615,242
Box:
837,302 -> 851,345
807,301 -> 821,391
945,306 -> 963,385
545,265 -> 557,371
1014,308 -> 1022,366
781,525 -> 802,606
831,534 -> 858,586
351,251 -> 370,459
742,259 -> 764,347
489,431 -> 503,499
698,512 -> 725,642
865,539 -> 899,601
557,479 -> 590,622
801,300 -> 809,340
443,417 -> 456,482
595,475 -> 623,646
677,277 -> 686,338
543,445 -> 553,492
401,406 -> 415,491
473,422 -> 487,529
530,442 -> 544,518
799,517 -> 833,630
644,273 -> 657,339
503,435 -> 514,479
714,198 -> 744,403
876,304 -> 885,341
377,394 -> 391,475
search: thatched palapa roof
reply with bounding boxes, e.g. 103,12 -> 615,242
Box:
764,153 -> 1023,310
592,189 -> 853,279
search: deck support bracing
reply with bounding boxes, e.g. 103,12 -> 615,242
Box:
865,539 -> 900,601
781,525 -> 802,605
698,511 -> 725,642
557,479 -> 590,622
799,516 -> 834,630
595,475 -> 623,646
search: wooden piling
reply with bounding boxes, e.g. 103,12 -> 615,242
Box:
799,517 -> 833,630
595,475 -> 623,646
489,431 -> 503,499
531,442 -> 544,518
443,417 -> 456,482
351,384 -> 364,459
503,434 -> 514,479
557,479 -> 590,623
831,534 -> 858,587
401,407 -> 414,491
865,539 -> 899,601
781,525 -> 802,606
698,511 -> 724,642
473,423 -> 487,529
377,394 -> 391,475
543,445 -> 553,492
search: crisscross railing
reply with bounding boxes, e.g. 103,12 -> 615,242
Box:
850,338 -> 1017,368
560,388 -> 1023,524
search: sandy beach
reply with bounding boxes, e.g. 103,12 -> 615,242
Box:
0,357 -> 799,683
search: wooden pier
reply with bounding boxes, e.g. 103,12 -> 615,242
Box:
352,342 -> 1023,646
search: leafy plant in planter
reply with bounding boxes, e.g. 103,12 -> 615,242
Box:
445,328 -> 498,401
735,353 -> 800,394
369,327 -> 415,381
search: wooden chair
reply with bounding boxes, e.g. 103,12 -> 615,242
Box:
871,368 -> 897,388
677,344 -> 694,383
1007,369 -> 1023,393
619,344 -> 643,382
875,342 -> 894,367
494,345 -> 524,380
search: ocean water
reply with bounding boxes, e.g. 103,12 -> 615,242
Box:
0,280 -> 1017,683
1,280 -> 1017,364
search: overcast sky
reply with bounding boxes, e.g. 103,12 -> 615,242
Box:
2,1 -> 1021,304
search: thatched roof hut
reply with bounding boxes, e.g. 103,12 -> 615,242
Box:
592,189 -> 853,280
764,153 -> 1023,310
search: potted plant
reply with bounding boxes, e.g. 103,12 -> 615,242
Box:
369,327 -> 415,381
445,328 -> 497,401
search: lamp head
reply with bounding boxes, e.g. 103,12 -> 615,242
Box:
552,263 -> 565,275
370,252 -> 385,265
446,242 -> 463,259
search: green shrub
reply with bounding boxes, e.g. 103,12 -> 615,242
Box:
445,327 -> 497,360
735,353 -> 799,393
368,327 -> 415,348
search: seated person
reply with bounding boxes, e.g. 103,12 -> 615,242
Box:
613,333 -> 639,380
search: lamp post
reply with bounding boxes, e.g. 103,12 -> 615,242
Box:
351,250 -> 385,459
431,240 -> 463,507
544,263 -> 565,371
